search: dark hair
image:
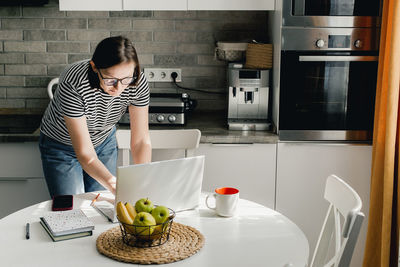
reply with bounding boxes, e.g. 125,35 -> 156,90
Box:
91,36 -> 140,86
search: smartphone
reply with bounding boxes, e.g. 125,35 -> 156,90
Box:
52,195 -> 73,211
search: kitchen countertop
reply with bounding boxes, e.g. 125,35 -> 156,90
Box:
0,112 -> 43,142
151,111 -> 278,144
0,111 -> 278,144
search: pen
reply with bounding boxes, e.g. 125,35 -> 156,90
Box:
25,223 -> 30,240
90,193 -> 100,206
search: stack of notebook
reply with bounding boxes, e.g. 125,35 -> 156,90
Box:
40,209 -> 95,242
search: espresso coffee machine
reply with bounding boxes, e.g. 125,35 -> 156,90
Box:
227,64 -> 270,130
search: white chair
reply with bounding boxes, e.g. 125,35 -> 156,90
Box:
310,174 -> 365,267
116,129 -> 201,166
47,77 -> 59,100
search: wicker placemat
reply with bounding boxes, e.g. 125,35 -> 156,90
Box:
96,222 -> 205,264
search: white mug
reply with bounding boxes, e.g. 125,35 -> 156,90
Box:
205,187 -> 239,217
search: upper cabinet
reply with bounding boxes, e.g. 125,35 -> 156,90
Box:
59,0 -> 123,11
188,0 -> 274,10
59,0 -> 274,11
123,0 -> 187,10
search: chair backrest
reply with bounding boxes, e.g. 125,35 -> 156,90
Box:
47,77 -> 59,100
116,129 -> 201,166
310,174 -> 365,267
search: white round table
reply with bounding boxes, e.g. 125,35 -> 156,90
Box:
0,192 -> 309,267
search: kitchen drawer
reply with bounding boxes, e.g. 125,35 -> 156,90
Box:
0,142 -> 44,178
0,178 -> 50,219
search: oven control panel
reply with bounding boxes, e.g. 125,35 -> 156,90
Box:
282,27 -> 379,51
149,113 -> 185,124
328,35 -> 350,48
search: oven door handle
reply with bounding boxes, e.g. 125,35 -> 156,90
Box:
299,56 -> 379,62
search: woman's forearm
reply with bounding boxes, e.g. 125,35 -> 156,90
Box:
78,154 -> 116,194
64,116 -> 117,194
128,105 -> 151,164
131,140 -> 152,164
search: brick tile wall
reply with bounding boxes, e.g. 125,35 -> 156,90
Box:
0,0 -> 268,111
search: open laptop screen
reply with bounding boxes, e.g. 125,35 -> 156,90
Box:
115,156 -> 205,212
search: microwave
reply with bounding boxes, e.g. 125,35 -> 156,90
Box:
282,0 -> 382,28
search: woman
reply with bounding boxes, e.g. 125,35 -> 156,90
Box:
39,36 -> 151,197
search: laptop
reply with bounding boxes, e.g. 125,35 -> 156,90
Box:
94,156 -> 205,223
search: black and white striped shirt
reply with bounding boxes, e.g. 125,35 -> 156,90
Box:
40,59 -> 149,147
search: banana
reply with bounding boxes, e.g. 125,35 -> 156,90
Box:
116,201 -> 135,234
125,202 -> 137,221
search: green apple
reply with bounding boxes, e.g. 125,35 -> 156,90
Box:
135,198 -> 154,213
133,212 -> 156,236
151,205 -> 170,224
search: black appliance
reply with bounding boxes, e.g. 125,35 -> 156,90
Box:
282,0 -> 382,27
278,27 -> 379,141
119,93 -> 196,125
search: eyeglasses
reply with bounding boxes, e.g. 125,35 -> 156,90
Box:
98,70 -> 137,86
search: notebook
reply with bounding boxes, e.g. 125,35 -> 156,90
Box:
94,156 -> 205,223
40,209 -> 95,236
40,221 -> 92,242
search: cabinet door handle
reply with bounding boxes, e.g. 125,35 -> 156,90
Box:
0,177 -> 43,181
0,178 -> 28,181
211,143 -> 253,147
299,55 -> 378,62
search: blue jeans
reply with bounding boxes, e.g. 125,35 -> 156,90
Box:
39,127 -> 117,197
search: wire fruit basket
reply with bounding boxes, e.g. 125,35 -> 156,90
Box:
117,208 -> 176,248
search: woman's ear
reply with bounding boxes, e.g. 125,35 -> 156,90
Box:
89,60 -> 97,73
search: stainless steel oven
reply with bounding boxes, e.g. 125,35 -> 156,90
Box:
282,0 -> 382,27
278,27 -> 379,141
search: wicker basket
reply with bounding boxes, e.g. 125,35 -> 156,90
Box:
245,43 -> 273,69
215,42 -> 248,62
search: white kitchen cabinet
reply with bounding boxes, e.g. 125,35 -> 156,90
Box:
59,0 -> 123,11
188,0 -> 274,10
276,142 -> 372,267
123,0 -> 187,10
60,0 -> 274,11
0,178 -> 50,219
0,142 -> 44,178
0,142 -> 50,219
194,143 -> 276,209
